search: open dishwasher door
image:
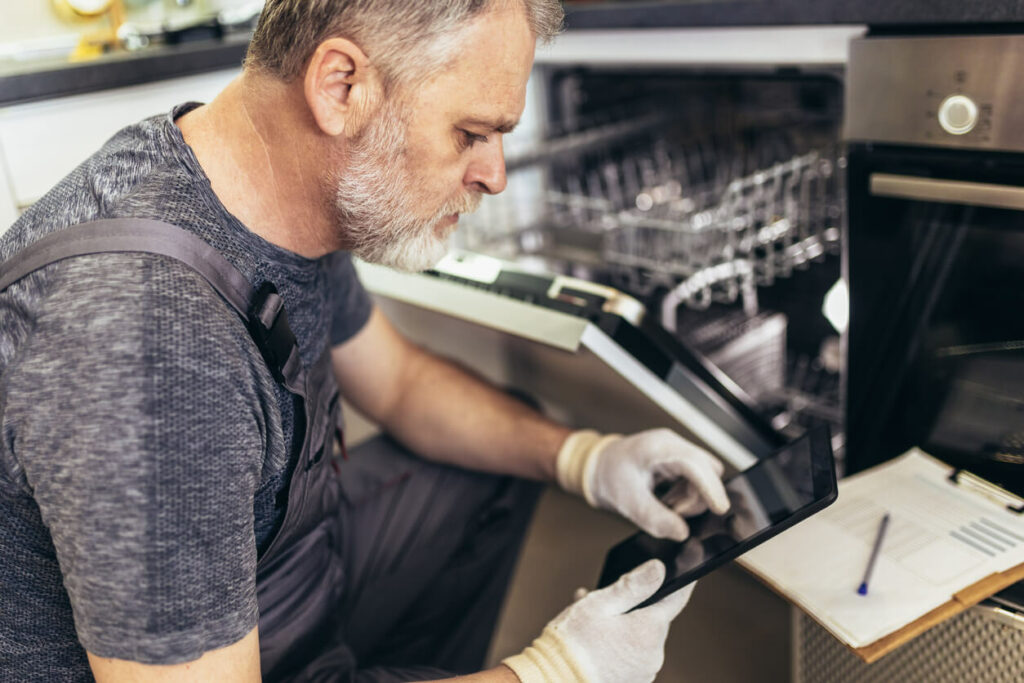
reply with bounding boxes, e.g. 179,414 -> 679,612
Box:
357,252 -> 784,472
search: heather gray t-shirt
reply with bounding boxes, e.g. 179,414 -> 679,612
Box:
0,103 -> 373,680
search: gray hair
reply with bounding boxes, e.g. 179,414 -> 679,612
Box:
245,0 -> 563,88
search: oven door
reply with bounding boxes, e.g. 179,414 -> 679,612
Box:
845,145 -> 1024,492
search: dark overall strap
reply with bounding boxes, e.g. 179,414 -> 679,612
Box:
0,218 -> 305,392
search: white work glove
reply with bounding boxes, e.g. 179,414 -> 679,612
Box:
556,428 -> 730,541
503,559 -> 691,683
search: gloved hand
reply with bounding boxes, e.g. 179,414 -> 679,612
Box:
556,428 -> 730,541
502,559 -> 692,683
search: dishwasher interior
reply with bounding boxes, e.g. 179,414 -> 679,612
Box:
453,65 -> 848,462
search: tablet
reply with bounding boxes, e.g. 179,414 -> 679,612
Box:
598,425 -> 837,610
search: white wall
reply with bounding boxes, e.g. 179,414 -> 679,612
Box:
0,141 -> 18,231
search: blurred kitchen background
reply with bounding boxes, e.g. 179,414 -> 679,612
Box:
0,0 -> 262,63
4,2 -> 1024,681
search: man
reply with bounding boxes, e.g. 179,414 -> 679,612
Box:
0,1 -> 731,681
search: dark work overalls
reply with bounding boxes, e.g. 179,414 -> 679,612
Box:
0,219 -> 542,682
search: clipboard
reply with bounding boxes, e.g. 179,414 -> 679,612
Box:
737,447 -> 1024,663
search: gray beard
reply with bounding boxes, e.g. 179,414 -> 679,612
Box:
333,105 -> 478,272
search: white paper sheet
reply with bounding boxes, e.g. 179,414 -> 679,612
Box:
739,448 -> 1024,648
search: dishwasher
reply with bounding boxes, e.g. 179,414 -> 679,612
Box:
357,38 -> 850,473
353,25 -> 855,680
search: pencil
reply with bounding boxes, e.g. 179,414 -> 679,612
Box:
857,513 -> 891,596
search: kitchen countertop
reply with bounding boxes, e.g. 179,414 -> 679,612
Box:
0,35 -> 248,107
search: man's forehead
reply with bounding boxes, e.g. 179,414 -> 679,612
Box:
408,4 -> 534,134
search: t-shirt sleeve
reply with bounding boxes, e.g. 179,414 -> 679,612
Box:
10,254 -> 266,665
324,251 -> 373,346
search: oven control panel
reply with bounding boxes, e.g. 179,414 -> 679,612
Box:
936,94 -> 979,136
844,35 -> 1024,152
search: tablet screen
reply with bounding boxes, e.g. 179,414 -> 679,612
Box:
599,426 -> 836,608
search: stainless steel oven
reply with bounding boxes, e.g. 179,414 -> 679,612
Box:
844,34 -> 1024,493
789,34 -> 1024,682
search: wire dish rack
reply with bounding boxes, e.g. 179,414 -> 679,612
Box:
461,138 -> 844,332
575,150 -> 843,329
454,126 -> 846,442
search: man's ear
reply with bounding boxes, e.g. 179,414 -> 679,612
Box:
303,37 -> 382,138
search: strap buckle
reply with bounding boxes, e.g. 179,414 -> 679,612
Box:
248,282 -> 300,384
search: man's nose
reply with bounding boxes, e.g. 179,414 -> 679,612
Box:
464,137 -> 507,195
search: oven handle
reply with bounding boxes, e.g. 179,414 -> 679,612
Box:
870,173 -> 1024,211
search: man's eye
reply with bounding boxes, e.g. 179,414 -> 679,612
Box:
458,129 -> 489,150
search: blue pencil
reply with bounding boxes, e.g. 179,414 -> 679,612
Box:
857,513 -> 891,596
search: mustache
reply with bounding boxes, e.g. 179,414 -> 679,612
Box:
440,192 -> 482,217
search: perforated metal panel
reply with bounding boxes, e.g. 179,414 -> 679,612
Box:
794,607 -> 1024,683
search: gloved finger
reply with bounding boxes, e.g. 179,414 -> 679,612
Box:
594,559 -> 666,615
574,587 -> 589,602
661,481 -> 709,517
644,429 -> 726,477
660,480 -> 697,508
633,493 -> 691,541
673,496 -> 709,517
642,581 -> 696,623
700,451 -> 725,477
654,458 -> 730,515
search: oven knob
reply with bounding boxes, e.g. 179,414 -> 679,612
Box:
938,95 -> 979,135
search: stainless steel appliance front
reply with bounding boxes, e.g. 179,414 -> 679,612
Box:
845,34 -> 1024,153
844,35 -> 1024,491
